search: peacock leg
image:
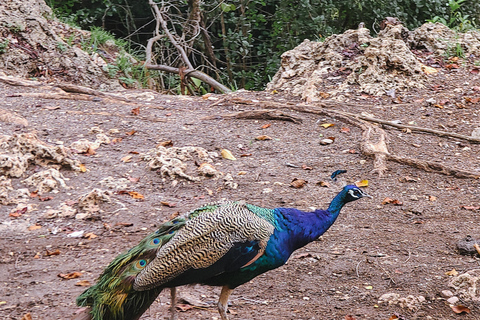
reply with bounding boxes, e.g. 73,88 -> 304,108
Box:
217,286 -> 234,320
169,287 -> 177,320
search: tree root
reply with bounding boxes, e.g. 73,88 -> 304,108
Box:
221,96 -> 480,179
201,109 -> 302,123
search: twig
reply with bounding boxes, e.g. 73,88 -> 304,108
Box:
201,109 -> 302,123
404,250 -> 411,263
356,261 -> 362,278
474,243 -> 480,256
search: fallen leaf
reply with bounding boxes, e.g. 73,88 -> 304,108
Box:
461,206 -> 480,211
202,93 -> 212,99
114,222 -> 133,227
319,92 -> 330,99
39,196 -> 53,201
261,123 -> 271,129
445,268 -> 458,276
128,151 -> 139,154
75,280 -> 91,287
399,176 -> 417,183
320,123 -> 335,128
28,224 -> 42,231
434,104 -> 444,109
465,97 -> 480,103
316,181 -> 330,187
428,195 -> 437,201
126,130 -> 137,136
382,197 -> 403,206
340,127 -> 350,133
301,164 -> 313,170
84,232 -> 98,240
111,138 -> 123,144
422,65 -> 438,75
388,315 -> 399,320
58,272 -> 82,279
221,149 -> 237,160
290,178 -> 307,188
46,249 -> 60,256
240,153 -> 252,157
30,191 -> 38,198
85,146 -> 96,155
158,140 -> 173,147
160,201 -> 176,207
128,191 -> 145,200
21,313 -> 32,320
176,304 -> 194,312
121,155 -> 133,163
365,286 -> 373,290
45,106 -> 61,110
131,107 -> 140,115
355,180 -> 369,187
34,252 -> 41,259
451,305 -> 471,314
9,207 -> 27,218
79,164 -> 87,172
255,135 -> 272,141
345,315 -> 357,320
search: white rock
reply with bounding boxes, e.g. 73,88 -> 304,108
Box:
441,290 -> 454,298
447,296 -> 459,304
472,127 -> 480,138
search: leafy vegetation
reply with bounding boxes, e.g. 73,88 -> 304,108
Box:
46,0 -> 480,92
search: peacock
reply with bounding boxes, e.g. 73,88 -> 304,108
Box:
74,184 -> 371,320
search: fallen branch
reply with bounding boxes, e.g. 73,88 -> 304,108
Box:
145,64 -> 231,93
222,96 -> 479,179
201,109 -> 302,123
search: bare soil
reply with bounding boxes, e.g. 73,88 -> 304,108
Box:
1,67 -> 480,320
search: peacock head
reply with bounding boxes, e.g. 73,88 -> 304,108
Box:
342,185 -> 372,203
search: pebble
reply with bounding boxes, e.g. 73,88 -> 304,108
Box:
447,296 -> 459,304
472,127 -> 480,138
441,290 -> 454,298
320,138 -> 334,145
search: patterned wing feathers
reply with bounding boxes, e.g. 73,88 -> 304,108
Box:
134,202 -> 275,290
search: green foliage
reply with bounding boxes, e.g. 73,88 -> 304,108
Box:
427,0 -> 476,31
0,38 -> 9,54
45,0 -> 480,92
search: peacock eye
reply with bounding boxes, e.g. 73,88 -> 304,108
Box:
151,238 -> 160,245
135,259 -> 147,269
169,230 -> 175,234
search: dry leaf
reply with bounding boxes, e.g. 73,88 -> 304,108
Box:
84,232 -> 98,240
382,197 -> 403,206
160,201 -> 176,207
21,313 -> 32,320
240,153 -> 252,157
85,146 -> 96,155
428,195 -> 437,201
131,107 -> 140,115
39,196 -> 53,201
445,269 -> 458,276
319,92 -> 330,99
388,315 -> 399,320
345,315 -> 357,320
316,181 -> 330,187
126,130 -> 137,136
128,176 -> 140,183
221,149 -> 237,160
461,206 -> 480,211
450,305 -> 471,314
320,123 -> 335,128
340,127 -> 351,133
121,155 -> 133,163
111,138 -> 123,144
46,249 -> 60,256
202,93 -> 212,99
9,207 -> 27,218
58,272 -> 82,279
399,176 -> 417,183
355,180 -> 369,187
255,135 -> 272,141
422,65 -> 438,75
158,140 -> 173,147
176,304 -> 194,312
128,191 -> 145,200
79,163 -> 87,172
75,280 -> 91,287
128,151 -> 139,154
28,225 -> 42,231
290,178 -> 307,188
301,164 -> 313,170
261,123 -> 271,129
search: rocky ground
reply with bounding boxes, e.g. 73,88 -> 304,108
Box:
1,63 -> 480,320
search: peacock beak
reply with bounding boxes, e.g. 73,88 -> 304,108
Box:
361,190 -> 373,198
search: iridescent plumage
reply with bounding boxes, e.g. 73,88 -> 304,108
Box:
75,185 -> 370,320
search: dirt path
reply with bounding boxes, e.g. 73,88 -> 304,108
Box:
1,70 -> 480,320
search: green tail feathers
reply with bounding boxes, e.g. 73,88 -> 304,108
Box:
76,201 -> 235,320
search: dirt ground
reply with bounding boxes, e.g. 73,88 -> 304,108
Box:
0,66 -> 480,320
